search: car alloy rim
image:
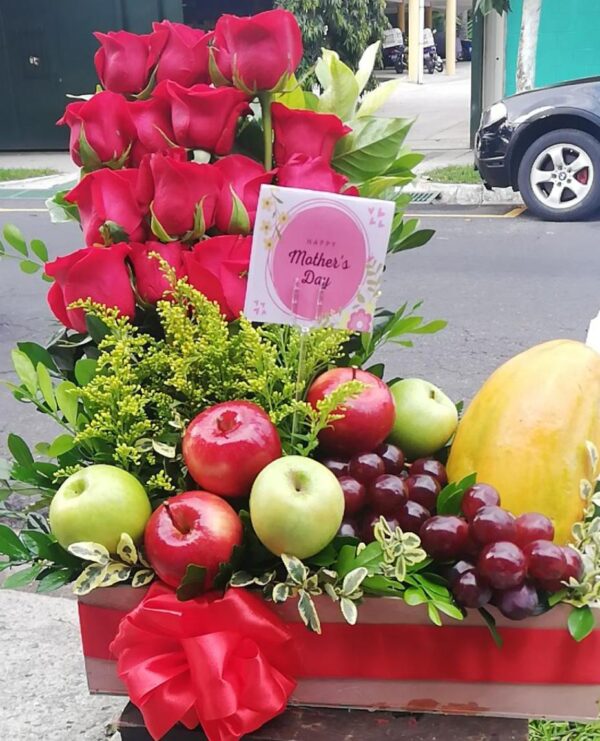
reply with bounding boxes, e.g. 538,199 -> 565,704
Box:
529,143 -> 594,210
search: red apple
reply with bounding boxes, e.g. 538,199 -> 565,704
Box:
182,401 -> 282,497
307,368 -> 395,456
144,490 -> 243,589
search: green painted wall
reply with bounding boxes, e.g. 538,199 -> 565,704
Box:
505,0 -> 600,96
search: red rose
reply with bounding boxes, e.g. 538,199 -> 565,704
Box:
129,241 -> 185,304
138,153 -> 223,240
271,103 -> 351,164
45,243 -> 135,333
94,29 -> 166,95
211,9 -> 302,93
128,97 -> 176,166
277,154 -> 358,195
57,92 -> 136,169
153,81 -> 250,155
65,169 -> 147,245
183,235 -> 251,320
213,155 -> 274,234
153,20 -> 213,87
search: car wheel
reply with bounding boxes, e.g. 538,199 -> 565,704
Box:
517,129 -> 600,221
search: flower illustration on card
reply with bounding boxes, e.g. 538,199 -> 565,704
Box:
261,196 -> 275,210
278,211 -> 289,225
347,308 -> 372,333
259,219 -> 271,234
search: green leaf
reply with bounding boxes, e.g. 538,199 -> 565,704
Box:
433,600 -> 464,621
67,542 -> 110,566
176,564 -> 206,601
306,542 -> 338,567
150,205 -> 173,242
404,587 -> 427,606
0,524 -> 28,559
365,363 -> 385,379
30,239 -> 49,262
342,567 -> 368,596
340,596 -> 358,625
46,190 -> 80,223
0,240 -> 4,256
47,434 -> 75,458
3,224 -> 27,255
316,49 -> 360,121
273,75 -> 308,110
357,79 -> 404,118
55,381 -> 79,426
427,602 -> 442,626
37,363 -> 57,411
20,530 -> 58,560
20,260 -> 41,274
85,314 -> 110,344
17,342 -> 57,372
7,433 -> 34,467
37,568 -> 73,592
79,124 -> 102,171
333,116 -> 411,182
390,228 -> 436,252
11,349 -> 37,394
297,589 -> 321,634
229,571 -> 259,588
2,563 -> 44,589
479,607 -> 504,648
355,41 -> 380,94
436,473 -> 477,516
227,189 -> 251,235
568,605 -> 596,642
359,175 -> 412,198
74,358 -> 97,386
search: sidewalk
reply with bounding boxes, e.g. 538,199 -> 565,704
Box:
0,585 -> 123,740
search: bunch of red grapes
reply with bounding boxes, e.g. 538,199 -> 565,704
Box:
322,447 -> 584,621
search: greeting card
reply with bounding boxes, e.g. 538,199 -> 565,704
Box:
244,185 -> 395,332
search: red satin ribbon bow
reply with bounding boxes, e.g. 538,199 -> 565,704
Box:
110,583 -> 297,741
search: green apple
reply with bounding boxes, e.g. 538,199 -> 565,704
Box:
250,456 -> 344,559
389,378 -> 458,460
49,465 -> 152,553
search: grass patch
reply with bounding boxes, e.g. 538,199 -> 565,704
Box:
529,720 -> 600,740
426,164 -> 482,184
0,167 -> 59,182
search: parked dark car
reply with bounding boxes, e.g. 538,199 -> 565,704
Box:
476,77 -> 600,220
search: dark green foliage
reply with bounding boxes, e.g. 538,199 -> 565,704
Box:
276,0 -> 390,72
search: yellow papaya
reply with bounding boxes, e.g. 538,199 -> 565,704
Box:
446,339 -> 600,544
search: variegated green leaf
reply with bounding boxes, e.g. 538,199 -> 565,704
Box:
132,569 -> 155,588
272,583 -> 291,603
100,563 -> 131,587
342,567 -> 368,596
586,440 -> 599,476
340,596 -> 358,625
580,479 -> 594,501
138,552 -> 151,569
229,571 -> 257,587
72,563 -> 108,596
116,533 -> 138,565
281,553 -> 307,585
394,559 -> 407,582
324,582 -> 339,601
297,589 -> 321,634
254,570 -> 276,587
68,541 -> 110,565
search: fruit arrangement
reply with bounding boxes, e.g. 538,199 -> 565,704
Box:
1,7 -> 600,741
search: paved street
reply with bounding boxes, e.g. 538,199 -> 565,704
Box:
1,198 -> 600,739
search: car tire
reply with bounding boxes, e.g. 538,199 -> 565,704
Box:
517,128 -> 600,221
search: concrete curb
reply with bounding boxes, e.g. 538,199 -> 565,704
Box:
408,178 -> 524,207
0,172 -> 77,190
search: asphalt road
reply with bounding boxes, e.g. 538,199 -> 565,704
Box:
1,200 -> 600,456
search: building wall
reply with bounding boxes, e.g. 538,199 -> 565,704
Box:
0,0 -> 183,150
505,0 -> 600,96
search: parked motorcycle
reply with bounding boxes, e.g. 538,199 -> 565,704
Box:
382,27 -> 405,74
